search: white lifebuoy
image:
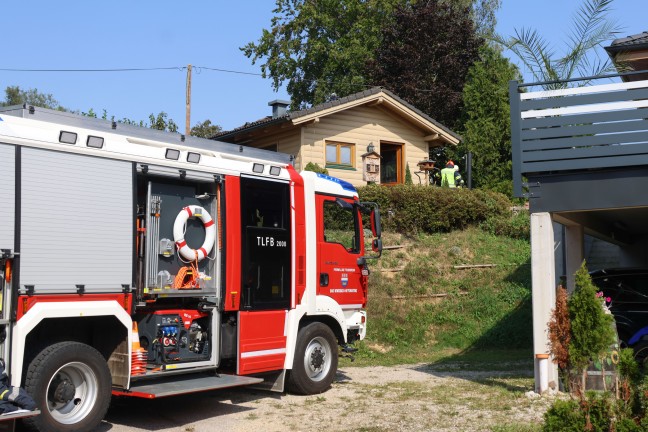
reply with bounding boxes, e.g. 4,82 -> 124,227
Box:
173,205 -> 216,261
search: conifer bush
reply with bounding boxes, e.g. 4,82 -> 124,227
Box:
543,262 -> 646,431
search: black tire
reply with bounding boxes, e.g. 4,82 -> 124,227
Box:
617,330 -> 630,349
23,341 -> 111,432
633,341 -> 648,367
287,322 -> 338,395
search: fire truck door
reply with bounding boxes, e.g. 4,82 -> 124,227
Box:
237,177 -> 291,375
316,195 -> 365,307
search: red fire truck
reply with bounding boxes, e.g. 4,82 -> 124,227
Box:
0,105 -> 382,431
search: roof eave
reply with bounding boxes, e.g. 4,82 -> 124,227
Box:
212,116 -> 290,141
291,91 -> 460,145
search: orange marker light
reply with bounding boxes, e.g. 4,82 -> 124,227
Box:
4,260 -> 11,283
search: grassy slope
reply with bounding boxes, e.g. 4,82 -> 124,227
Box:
348,227 -> 533,367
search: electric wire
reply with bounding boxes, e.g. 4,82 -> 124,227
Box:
0,67 -> 184,72
0,65 -> 382,91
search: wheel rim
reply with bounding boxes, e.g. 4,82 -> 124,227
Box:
303,336 -> 332,382
46,362 -> 98,425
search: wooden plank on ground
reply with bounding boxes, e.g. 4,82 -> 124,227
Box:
453,264 -> 496,269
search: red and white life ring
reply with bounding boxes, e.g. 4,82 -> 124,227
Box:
173,205 -> 216,261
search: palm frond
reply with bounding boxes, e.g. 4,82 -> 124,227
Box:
500,0 -> 621,88
561,0 -> 620,79
503,28 -> 558,83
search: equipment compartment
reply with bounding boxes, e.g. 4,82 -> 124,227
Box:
136,173 -> 219,298
136,310 -> 211,366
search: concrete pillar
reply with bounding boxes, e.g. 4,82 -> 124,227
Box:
564,224 -> 584,293
530,212 -> 559,392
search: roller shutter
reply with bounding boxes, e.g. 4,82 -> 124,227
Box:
0,144 -> 15,251
19,148 -> 133,293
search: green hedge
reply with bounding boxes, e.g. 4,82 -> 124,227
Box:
358,185 -> 512,234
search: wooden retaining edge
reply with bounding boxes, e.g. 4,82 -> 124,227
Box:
453,264 -> 496,269
375,292 -> 469,300
380,267 -> 406,273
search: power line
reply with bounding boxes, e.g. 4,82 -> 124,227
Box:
0,66 -> 264,76
0,65 -> 427,92
193,66 -> 262,76
0,67 -> 184,72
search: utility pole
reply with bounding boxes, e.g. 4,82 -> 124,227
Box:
185,64 -> 192,136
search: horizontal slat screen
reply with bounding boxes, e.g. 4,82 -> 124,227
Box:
513,79 -> 648,183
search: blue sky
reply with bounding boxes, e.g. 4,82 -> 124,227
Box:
1,0 -> 645,133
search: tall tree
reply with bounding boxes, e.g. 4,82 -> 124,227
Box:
457,44 -> 520,196
450,0 -> 501,38
2,86 -> 66,110
242,0 -> 401,109
243,0 -> 499,109
497,0 -> 620,88
367,0 -> 482,128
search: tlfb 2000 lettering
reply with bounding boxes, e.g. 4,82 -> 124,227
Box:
257,236 -> 275,246
256,237 -> 288,247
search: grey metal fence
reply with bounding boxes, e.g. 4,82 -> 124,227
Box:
510,76 -> 648,197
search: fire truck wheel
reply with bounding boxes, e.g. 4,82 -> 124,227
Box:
287,322 -> 338,395
23,341 -> 112,432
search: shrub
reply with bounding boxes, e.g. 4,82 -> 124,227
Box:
304,162 -> 328,174
357,184 -> 511,235
543,393 -> 642,432
480,210 -> 530,240
547,285 -> 570,370
568,262 -> 616,393
542,399 -> 584,432
405,163 -> 413,185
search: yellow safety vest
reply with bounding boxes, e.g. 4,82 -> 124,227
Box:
441,167 -> 456,188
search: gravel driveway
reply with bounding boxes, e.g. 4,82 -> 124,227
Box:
98,361 -> 556,432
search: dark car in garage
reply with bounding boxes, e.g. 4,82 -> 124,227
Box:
590,268 -> 648,355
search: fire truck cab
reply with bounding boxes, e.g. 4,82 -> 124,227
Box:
0,105 -> 381,431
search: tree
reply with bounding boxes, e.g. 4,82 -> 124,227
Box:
148,112 -> 178,133
456,44 -> 520,196
568,262 -> 616,393
2,86 -> 66,110
190,120 -> 222,138
497,0 -> 620,89
405,163 -> 413,185
451,0 -> 501,38
2,85 -> 184,134
242,1 -> 499,109
548,285 -> 571,371
367,0 -> 482,129
242,0 -> 401,109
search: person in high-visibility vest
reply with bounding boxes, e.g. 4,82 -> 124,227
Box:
440,160 -> 463,188
453,164 -> 465,188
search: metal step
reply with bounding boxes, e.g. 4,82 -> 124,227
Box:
113,373 -> 263,399
0,410 -> 40,432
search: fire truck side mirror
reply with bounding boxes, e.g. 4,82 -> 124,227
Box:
370,208 -> 382,238
371,238 -> 383,255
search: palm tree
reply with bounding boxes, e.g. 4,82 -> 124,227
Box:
496,0 -> 621,89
